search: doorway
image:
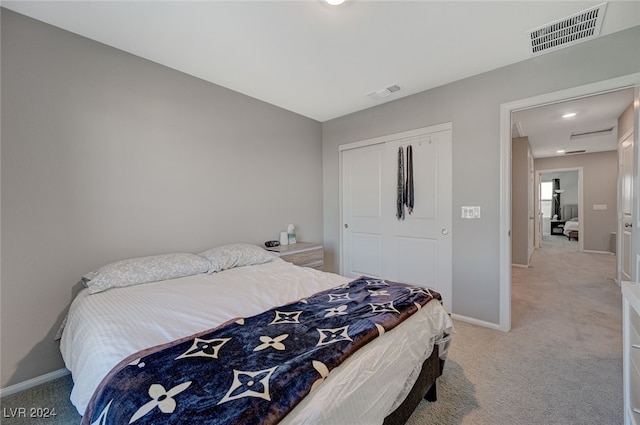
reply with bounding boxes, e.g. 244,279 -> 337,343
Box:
537,168 -> 583,252
499,73 -> 640,332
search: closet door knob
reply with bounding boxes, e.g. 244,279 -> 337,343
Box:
344,224 -> 349,229
625,223 -> 633,228
441,228 -> 449,235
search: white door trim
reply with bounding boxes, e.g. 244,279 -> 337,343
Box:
338,122 -> 453,153
500,72 -> 640,332
618,127 -> 635,284
535,171 -> 541,250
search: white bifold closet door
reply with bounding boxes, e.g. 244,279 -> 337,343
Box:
341,124 -> 452,312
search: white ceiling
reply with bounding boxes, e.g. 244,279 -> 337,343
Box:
513,88 -> 635,158
3,1 -> 639,157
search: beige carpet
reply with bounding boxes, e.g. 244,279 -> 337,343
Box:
407,235 -> 622,425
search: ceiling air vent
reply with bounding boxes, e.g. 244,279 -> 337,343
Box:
564,150 -> 587,155
367,84 -> 401,100
570,126 -> 614,139
528,2 -> 607,56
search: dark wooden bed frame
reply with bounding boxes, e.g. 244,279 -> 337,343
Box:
383,346 -> 443,424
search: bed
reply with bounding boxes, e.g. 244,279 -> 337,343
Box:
562,204 -> 579,240
60,244 -> 453,424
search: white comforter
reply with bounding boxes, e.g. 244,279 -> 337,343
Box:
61,258 -> 452,423
563,219 -> 579,235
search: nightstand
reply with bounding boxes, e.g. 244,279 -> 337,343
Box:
265,242 -> 324,271
550,220 -> 566,235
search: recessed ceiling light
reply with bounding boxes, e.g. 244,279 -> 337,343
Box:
325,0 -> 346,5
562,112 -> 577,118
557,149 -> 566,153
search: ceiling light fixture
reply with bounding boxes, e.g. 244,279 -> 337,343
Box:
325,0 -> 346,5
557,149 -> 566,153
562,112 -> 577,118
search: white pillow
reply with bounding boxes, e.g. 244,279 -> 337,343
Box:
198,243 -> 276,273
83,253 -> 211,294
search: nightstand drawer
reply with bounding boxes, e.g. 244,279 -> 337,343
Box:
281,248 -> 323,267
306,261 -> 324,271
265,242 -> 324,270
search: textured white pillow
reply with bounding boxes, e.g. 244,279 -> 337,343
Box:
198,243 -> 276,273
83,253 -> 211,294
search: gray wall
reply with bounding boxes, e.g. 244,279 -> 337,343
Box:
512,137 -> 532,266
620,102 -> 635,140
322,26 -> 640,324
536,152 -> 618,252
1,10 -> 323,387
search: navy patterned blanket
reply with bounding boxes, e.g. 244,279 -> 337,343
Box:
82,277 -> 442,425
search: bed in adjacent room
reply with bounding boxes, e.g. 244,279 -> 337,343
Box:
60,244 -> 453,425
562,204 -> 579,241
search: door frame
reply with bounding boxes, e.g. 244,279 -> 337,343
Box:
499,73 -> 640,332
535,168 -> 584,252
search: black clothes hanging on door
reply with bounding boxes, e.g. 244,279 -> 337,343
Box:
397,146 -> 405,220
405,145 -> 414,214
397,145 -> 415,220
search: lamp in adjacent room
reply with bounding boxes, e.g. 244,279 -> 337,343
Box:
553,189 -> 565,216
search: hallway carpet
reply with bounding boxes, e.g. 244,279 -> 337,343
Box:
407,237 -> 621,424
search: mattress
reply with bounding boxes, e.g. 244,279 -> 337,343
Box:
563,220 -> 579,235
61,258 -> 452,423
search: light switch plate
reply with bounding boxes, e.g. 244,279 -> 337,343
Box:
593,204 -> 607,211
462,206 -> 481,219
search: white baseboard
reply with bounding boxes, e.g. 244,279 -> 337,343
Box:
0,369 -> 69,398
582,249 -> 615,255
450,313 -> 504,331
512,263 -> 529,268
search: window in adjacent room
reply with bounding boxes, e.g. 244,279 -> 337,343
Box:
540,181 -> 553,218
